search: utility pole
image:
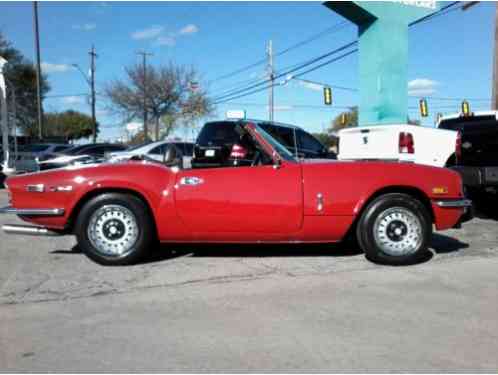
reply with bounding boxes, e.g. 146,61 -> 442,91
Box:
492,3 -> 498,110
33,1 -> 43,140
89,45 -> 97,143
267,40 -> 274,122
0,57 -> 9,171
137,51 -> 153,140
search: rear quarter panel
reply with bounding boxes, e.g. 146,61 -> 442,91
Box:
301,160 -> 463,219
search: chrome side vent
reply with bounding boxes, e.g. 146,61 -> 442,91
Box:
26,184 -> 45,193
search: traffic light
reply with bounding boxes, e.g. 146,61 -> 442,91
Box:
341,113 -> 346,126
462,100 -> 471,116
323,87 -> 332,105
419,98 -> 428,117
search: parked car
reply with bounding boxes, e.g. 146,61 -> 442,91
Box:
14,143 -> 72,173
192,120 -> 335,168
107,141 -> 194,169
337,123 -> 458,168
437,111 -> 498,205
37,143 -> 127,171
1,119 -> 471,266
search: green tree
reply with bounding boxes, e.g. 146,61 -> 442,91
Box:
0,32 -> 50,136
43,110 -> 98,141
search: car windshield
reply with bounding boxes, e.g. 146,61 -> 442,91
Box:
252,124 -> 296,162
19,144 -> 51,152
127,142 -> 152,151
62,145 -> 92,155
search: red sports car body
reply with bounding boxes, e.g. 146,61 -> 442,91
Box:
1,122 -> 471,265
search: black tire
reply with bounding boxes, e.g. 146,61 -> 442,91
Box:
75,193 -> 155,265
356,193 -> 432,266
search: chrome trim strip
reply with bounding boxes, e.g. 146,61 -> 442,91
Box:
26,184 -> 45,192
2,224 -> 61,236
0,206 -> 65,216
434,199 -> 473,208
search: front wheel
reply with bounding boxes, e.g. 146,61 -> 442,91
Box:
75,193 -> 155,265
356,193 -> 432,265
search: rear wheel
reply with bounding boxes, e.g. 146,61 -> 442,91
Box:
356,193 -> 432,265
75,193 -> 155,265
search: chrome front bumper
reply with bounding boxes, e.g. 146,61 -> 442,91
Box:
434,199 -> 473,208
0,206 -> 65,216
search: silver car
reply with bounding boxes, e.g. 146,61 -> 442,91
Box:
107,141 -> 194,168
15,143 -> 73,173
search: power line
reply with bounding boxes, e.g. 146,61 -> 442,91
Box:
213,2 -> 469,106
208,21 -> 350,85
213,41 -> 358,102
214,47 -> 358,104
44,93 -> 89,99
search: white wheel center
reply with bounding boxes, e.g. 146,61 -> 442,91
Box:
109,226 -> 117,235
394,228 -> 402,236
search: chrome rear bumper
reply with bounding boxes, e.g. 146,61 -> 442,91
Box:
2,224 -> 62,236
0,206 -> 65,216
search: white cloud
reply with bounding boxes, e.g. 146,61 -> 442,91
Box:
131,25 -> 164,40
41,62 -> 73,74
126,122 -> 142,133
73,23 -> 96,31
61,96 -> 84,105
408,78 -> 439,96
299,81 -> 323,92
179,24 -> 199,35
156,35 -> 176,46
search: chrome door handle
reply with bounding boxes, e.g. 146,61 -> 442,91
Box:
180,176 -> 204,186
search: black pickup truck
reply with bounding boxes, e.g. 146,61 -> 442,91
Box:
439,112 -> 498,206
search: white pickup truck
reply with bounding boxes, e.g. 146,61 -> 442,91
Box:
337,122 -> 459,168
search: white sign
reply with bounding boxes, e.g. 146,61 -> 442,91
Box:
393,0 -> 436,9
226,110 -> 246,120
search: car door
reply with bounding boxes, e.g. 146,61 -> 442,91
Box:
174,162 -> 303,238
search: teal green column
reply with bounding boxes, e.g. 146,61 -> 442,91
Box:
324,1 -> 439,126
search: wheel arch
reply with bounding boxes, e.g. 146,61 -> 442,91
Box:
66,187 -> 157,234
355,185 -> 434,225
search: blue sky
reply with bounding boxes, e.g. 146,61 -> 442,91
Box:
0,1 -> 494,142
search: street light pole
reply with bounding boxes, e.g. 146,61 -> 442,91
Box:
71,45 -> 98,143
33,1 -> 43,140
137,51 -> 153,140
89,45 -> 97,143
0,57 -> 9,172
267,40 -> 274,122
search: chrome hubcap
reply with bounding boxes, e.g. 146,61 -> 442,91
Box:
87,205 -> 139,257
373,207 -> 423,256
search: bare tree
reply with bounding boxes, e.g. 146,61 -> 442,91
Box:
105,62 -> 212,140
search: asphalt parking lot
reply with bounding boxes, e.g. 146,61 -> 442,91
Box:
1,189 -> 498,372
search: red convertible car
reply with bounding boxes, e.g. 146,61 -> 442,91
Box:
1,120 -> 471,266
